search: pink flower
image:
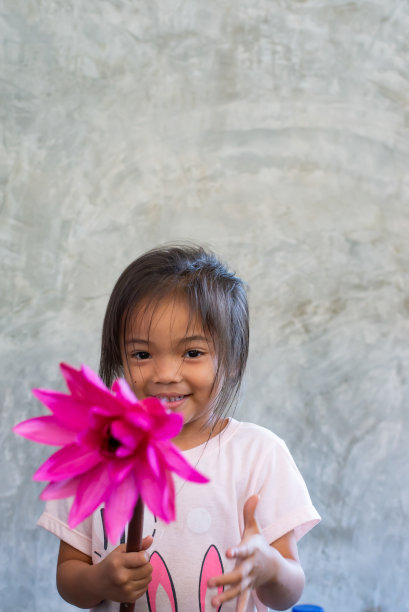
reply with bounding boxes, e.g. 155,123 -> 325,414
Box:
14,363 -> 209,543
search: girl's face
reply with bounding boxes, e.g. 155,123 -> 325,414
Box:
121,296 -> 218,449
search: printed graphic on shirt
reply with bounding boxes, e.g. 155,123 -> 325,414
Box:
96,508 -> 158,557
99,508 -> 125,553
145,545 -> 224,612
187,507 -> 212,534
199,545 -> 224,612
147,551 -> 177,612
97,508 -> 225,610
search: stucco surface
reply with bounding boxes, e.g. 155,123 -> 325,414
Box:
1,1 -> 409,611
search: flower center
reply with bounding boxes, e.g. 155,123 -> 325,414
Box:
101,424 -> 121,456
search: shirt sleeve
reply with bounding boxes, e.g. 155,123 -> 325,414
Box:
37,498 -> 93,557
256,437 -> 321,544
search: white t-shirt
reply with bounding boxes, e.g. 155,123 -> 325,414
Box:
38,419 -> 321,612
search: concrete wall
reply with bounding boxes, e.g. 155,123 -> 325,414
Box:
1,1 -> 408,610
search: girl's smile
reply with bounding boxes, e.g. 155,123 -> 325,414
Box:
151,394 -> 190,410
121,296 -> 219,449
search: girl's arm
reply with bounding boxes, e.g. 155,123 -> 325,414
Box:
207,496 -> 305,611
57,537 -> 153,609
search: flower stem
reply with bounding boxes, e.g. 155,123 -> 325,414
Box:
119,497 -> 145,612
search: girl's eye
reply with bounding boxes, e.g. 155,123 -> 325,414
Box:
132,351 -> 151,360
185,349 -> 203,358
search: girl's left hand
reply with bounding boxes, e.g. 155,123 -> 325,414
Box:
207,495 -> 279,611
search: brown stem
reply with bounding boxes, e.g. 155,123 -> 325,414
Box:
119,497 -> 145,612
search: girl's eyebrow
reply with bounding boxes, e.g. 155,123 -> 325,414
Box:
124,335 -> 210,346
180,335 -> 209,344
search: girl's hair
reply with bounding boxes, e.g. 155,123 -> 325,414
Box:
99,244 -> 249,426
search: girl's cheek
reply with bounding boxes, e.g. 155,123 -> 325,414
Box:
122,365 -> 134,387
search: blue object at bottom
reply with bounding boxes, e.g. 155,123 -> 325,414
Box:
292,606 -> 325,612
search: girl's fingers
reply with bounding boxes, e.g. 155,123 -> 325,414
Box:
208,572 -> 240,589
114,543 -> 127,553
225,496 -> 262,559
123,550 -> 151,569
209,497 -> 267,609
122,535 -> 153,568
211,574 -> 254,608
208,559 -> 255,590
242,495 -> 259,530
235,588 -> 251,612
228,533 -> 267,560
141,535 -> 154,550
227,543 -> 255,559
208,566 -> 246,588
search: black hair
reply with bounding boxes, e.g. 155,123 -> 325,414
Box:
99,244 -> 249,426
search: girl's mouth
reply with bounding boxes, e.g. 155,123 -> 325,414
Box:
154,395 -> 189,410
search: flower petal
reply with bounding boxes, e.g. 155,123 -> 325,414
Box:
112,378 -> 139,405
159,442 -> 210,483
104,472 -> 139,544
13,416 -> 78,445
146,444 -> 161,478
137,397 -> 183,439
141,396 -> 169,416
31,389 -> 90,431
89,403 -> 124,419
110,419 -> 143,451
125,410 -> 152,431
163,470 -> 176,520
151,412 -> 184,440
60,363 -> 112,407
136,458 -> 174,523
76,427 -> 104,450
108,458 -> 134,483
80,364 -> 108,391
33,444 -> 101,481
40,477 -> 80,500
68,463 -> 111,528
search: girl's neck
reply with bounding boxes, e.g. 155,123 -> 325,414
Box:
173,418 -> 230,451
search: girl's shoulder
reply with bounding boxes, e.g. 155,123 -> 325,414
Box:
223,418 -> 288,453
228,417 -> 284,440
184,418 -> 289,465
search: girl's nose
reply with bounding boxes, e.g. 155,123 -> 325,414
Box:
152,356 -> 183,384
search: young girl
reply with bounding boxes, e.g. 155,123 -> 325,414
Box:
38,244 -> 320,612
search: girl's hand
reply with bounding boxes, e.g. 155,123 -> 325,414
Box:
207,495 -> 281,611
57,535 -> 154,608
95,535 -> 154,603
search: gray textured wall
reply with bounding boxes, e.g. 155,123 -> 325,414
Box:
1,1 -> 408,611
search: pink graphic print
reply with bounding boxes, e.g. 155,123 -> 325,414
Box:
199,545 -> 224,612
147,551 -> 177,612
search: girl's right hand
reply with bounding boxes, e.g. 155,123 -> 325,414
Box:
96,536 -> 154,603
57,535 -> 153,608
